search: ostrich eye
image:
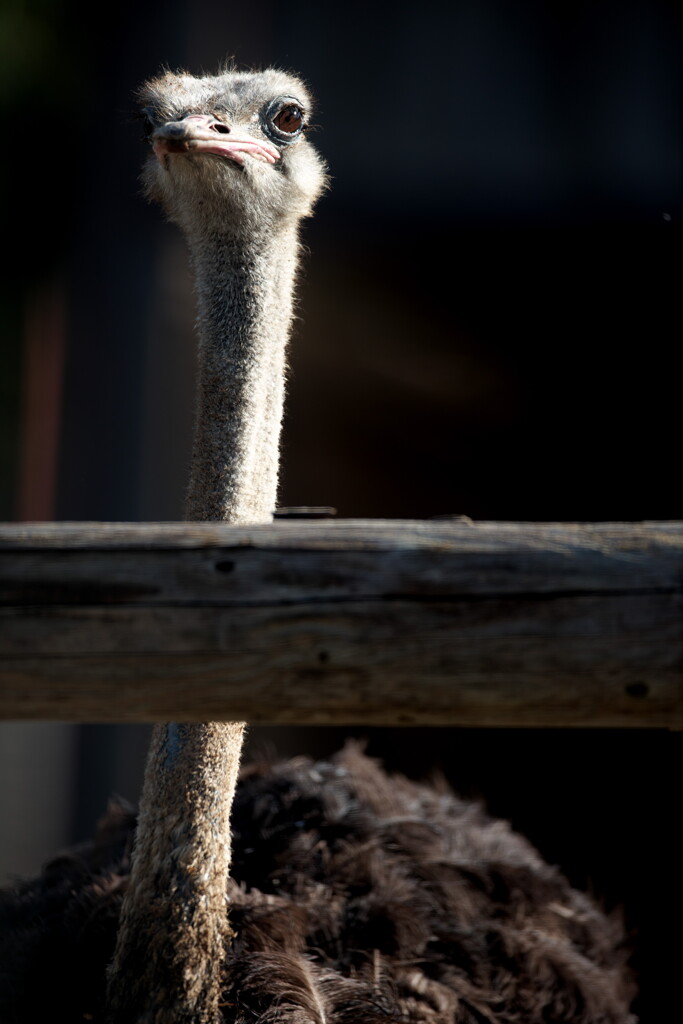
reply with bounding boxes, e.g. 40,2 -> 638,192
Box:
273,104 -> 304,135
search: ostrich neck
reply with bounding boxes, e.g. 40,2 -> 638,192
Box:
108,723 -> 245,1023
185,224 -> 300,523
108,223 -> 301,1022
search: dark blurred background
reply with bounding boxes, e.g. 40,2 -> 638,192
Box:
0,0 -> 680,1017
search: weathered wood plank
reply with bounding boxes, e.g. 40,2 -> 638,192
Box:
0,520 -> 681,725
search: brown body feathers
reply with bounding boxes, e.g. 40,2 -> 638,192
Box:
0,746 -> 635,1023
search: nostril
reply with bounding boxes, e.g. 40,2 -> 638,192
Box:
211,122 -> 230,134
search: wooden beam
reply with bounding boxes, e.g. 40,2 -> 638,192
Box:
0,520 -> 681,727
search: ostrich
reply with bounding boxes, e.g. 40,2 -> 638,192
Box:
0,66 -> 636,1024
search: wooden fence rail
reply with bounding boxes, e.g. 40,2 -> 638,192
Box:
0,520 -> 681,727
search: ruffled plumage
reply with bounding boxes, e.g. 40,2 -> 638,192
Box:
0,745 -> 636,1023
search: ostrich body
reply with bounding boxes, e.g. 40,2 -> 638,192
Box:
0,67 -> 636,1024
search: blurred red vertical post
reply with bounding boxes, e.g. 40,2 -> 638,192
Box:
16,280 -> 66,521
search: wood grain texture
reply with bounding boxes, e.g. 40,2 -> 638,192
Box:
1,520 -> 681,726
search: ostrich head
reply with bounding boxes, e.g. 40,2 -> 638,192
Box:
139,67 -> 327,238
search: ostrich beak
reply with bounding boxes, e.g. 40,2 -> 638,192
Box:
152,114 -> 280,166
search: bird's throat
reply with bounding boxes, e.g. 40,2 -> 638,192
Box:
184,227 -> 300,523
